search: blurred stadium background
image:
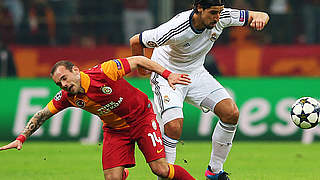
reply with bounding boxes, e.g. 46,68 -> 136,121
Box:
1,0 -> 320,179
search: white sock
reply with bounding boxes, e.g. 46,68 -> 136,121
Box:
209,121 -> 237,173
162,134 -> 178,164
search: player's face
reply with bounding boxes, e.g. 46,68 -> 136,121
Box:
200,5 -> 224,29
52,65 -> 81,94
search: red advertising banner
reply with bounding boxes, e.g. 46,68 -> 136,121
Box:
10,45 -> 320,77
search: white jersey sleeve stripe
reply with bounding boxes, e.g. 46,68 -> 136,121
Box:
220,11 -> 230,16
157,23 -> 190,46
151,73 -> 165,112
156,20 -> 189,45
220,15 -> 231,19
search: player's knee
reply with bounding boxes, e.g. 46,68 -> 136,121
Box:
220,106 -> 239,125
150,161 -> 170,177
104,171 -> 122,180
164,119 -> 183,140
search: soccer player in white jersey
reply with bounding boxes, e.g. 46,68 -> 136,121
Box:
130,0 -> 269,179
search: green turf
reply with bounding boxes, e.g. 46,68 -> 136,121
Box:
1,141 -> 320,180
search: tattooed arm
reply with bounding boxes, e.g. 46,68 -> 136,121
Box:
0,106 -> 53,151
21,106 -> 53,137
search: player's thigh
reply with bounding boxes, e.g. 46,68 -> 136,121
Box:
134,113 -> 166,163
186,70 -> 231,110
102,128 -> 135,170
150,73 -> 186,114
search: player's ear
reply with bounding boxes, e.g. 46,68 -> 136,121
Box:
72,66 -> 80,73
197,4 -> 203,14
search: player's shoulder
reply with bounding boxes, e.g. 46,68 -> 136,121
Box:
165,9 -> 193,27
174,9 -> 193,20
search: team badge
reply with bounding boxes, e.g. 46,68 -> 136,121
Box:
163,95 -> 170,104
151,120 -> 157,130
101,85 -> 112,94
54,91 -> 62,101
210,33 -> 217,42
75,99 -> 85,108
147,41 -> 158,47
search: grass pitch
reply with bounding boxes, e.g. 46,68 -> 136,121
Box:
0,141 -> 319,180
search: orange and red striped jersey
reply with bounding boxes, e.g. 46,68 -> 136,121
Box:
47,58 -> 152,129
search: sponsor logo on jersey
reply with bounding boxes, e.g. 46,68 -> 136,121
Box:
75,99 -> 86,108
97,97 -> 123,116
151,120 -> 157,130
239,10 -> 245,22
54,91 -> 62,101
164,95 -> 170,104
210,33 -> 218,42
147,41 -> 158,47
101,85 -> 112,94
113,59 -> 122,70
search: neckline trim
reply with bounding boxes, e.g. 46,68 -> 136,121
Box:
189,10 -> 205,34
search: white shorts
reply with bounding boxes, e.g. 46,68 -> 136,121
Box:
150,67 -> 231,123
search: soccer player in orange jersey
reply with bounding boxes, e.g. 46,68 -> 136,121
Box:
0,56 -> 195,180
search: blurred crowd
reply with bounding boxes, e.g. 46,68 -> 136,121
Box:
0,0 -> 319,46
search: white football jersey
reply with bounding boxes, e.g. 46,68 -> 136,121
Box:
140,8 -> 248,73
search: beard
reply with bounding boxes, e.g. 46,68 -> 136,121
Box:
205,21 -> 217,29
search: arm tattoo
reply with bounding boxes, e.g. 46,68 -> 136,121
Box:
22,108 -> 53,137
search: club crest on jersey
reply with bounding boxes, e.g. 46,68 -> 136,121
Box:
151,120 -> 157,130
163,95 -> 170,104
210,33 -> 217,42
147,41 -> 158,47
54,91 -> 62,101
75,99 -> 86,108
101,85 -> 112,94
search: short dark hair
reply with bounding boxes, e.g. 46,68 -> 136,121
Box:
193,0 -> 224,13
50,60 -> 74,77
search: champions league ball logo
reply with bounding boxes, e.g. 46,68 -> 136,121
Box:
54,91 -> 62,101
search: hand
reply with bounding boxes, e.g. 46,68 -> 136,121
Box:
250,12 -> 269,31
167,73 -> 191,90
138,67 -> 151,76
0,140 -> 23,151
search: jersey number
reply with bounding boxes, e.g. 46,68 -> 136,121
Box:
148,132 -> 163,147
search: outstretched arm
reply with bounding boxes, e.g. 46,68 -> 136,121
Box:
0,106 -> 53,151
248,11 -> 269,31
127,56 -> 191,90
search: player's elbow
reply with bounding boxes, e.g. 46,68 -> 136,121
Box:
129,34 -> 140,47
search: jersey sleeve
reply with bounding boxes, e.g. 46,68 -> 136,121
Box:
218,8 -> 248,28
47,90 -> 72,114
140,13 -> 187,48
101,58 -> 131,81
